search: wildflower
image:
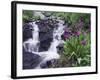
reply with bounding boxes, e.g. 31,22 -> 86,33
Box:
81,40 -> 87,45
63,30 -> 72,39
74,31 -> 81,36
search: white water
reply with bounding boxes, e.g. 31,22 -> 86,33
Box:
23,20 -> 65,69
23,22 -> 39,52
34,20 -> 65,68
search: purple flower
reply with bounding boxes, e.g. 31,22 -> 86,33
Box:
63,30 -> 72,39
64,34 -> 70,39
74,31 -> 81,36
80,40 -> 87,45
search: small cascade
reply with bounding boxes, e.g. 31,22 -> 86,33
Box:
31,22 -> 39,41
31,22 -> 40,52
23,17 -> 66,69
34,20 -> 65,69
23,22 -> 40,53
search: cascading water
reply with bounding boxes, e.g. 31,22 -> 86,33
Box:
23,16 -> 66,69
33,19 -> 65,69
23,22 -> 39,53
31,22 -> 40,52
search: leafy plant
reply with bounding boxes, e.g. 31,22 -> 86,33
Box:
63,33 -> 91,67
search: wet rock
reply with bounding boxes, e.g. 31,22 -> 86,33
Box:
23,49 -> 42,69
39,38 -> 53,52
23,23 -> 33,42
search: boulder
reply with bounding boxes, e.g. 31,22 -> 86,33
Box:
23,49 -> 42,69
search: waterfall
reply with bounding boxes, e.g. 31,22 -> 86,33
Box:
34,20 -> 65,69
48,21 -> 65,52
31,22 -> 39,41
23,22 -> 40,53
23,18 -> 65,69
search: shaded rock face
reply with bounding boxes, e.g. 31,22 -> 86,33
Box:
38,29 -> 54,52
23,23 -> 33,42
23,18 -> 65,69
23,49 -> 42,69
